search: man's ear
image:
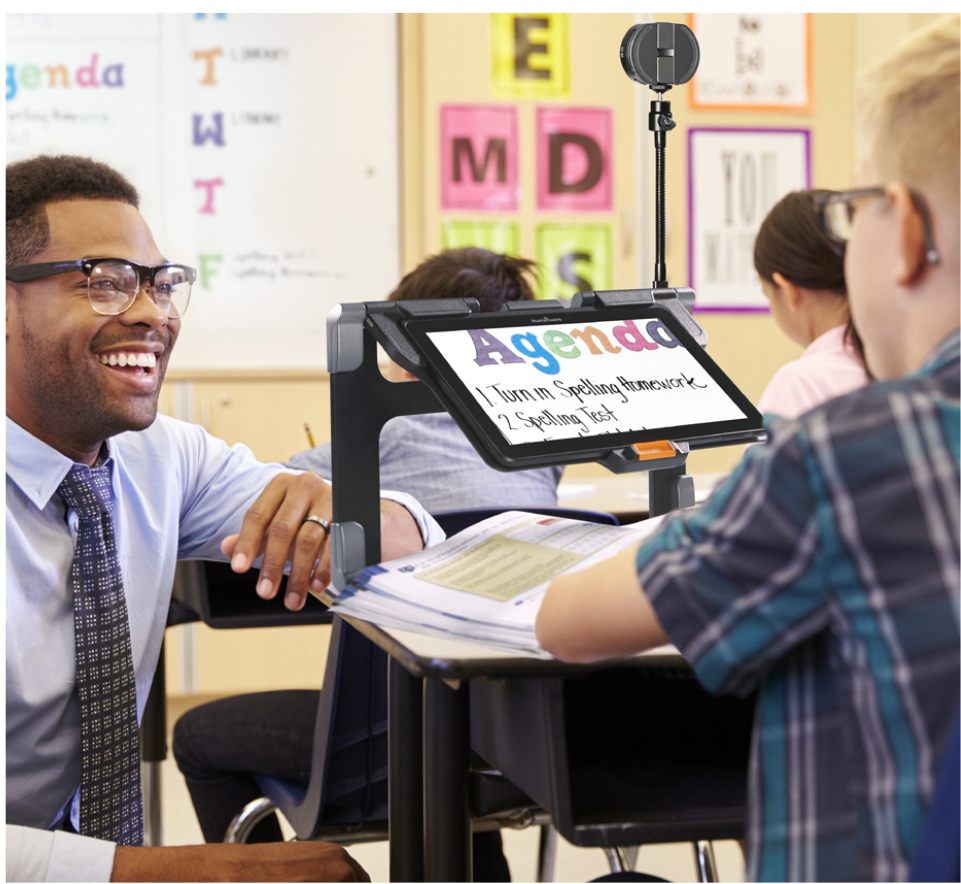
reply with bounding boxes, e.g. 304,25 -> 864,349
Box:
889,182 -> 928,286
772,271 -> 803,311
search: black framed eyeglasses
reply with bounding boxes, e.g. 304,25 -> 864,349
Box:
814,187 -> 940,266
6,257 -> 197,318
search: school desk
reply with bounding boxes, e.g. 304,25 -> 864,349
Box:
328,613 -> 753,882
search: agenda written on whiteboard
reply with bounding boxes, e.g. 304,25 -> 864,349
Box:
314,511 -> 667,657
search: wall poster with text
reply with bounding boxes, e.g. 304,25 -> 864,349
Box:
688,127 -> 811,311
689,13 -> 812,112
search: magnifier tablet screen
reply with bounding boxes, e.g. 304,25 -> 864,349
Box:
403,303 -> 762,466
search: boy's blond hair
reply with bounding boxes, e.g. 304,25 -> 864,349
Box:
855,14 -> 960,213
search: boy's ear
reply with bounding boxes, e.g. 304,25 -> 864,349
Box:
889,182 -> 929,287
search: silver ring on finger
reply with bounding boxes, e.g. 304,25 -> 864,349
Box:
302,514 -> 331,533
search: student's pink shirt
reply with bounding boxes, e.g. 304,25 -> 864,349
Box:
758,324 -> 871,419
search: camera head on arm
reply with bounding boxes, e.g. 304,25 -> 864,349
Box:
620,22 -> 700,288
620,21 -> 700,93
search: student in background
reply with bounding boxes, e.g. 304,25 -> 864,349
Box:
287,247 -> 563,513
754,189 -> 871,418
172,249 -> 554,883
536,15 -> 959,882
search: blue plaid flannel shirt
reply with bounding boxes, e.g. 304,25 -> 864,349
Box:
639,331 -> 960,881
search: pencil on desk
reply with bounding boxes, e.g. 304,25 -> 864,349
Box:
304,422 -> 316,448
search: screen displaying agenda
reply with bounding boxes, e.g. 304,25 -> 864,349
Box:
420,312 -> 753,448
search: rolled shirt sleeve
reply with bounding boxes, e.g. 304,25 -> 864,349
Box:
379,488 -> 445,547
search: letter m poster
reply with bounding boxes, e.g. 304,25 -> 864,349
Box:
441,104 -> 518,211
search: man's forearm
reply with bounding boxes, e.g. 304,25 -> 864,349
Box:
112,842 -> 368,882
379,499 -> 427,561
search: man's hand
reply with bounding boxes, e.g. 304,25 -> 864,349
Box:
222,475 -> 427,611
111,841 -> 369,882
221,472 -> 333,611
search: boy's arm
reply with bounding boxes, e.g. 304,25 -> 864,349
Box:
535,544 -> 669,663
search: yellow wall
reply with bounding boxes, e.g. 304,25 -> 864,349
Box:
164,13 -> 941,694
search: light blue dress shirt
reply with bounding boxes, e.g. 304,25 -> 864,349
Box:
6,414 -> 441,880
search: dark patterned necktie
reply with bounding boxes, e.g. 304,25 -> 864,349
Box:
57,463 -> 144,846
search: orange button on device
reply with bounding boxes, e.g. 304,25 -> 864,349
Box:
630,440 -> 678,460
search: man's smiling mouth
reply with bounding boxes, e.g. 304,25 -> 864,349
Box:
97,351 -> 158,373
98,351 -> 156,368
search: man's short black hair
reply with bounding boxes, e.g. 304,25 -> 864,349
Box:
6,154 -> 140,267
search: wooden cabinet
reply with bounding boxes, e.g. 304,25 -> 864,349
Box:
163,371 -> 332,463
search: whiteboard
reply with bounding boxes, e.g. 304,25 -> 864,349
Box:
6,13 -> 401,370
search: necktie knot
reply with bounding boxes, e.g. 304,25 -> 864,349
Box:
57,464 -> 114,521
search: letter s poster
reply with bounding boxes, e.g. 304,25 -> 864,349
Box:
425,317 -> 748,446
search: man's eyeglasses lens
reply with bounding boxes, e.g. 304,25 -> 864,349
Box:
88,260 -> 191,318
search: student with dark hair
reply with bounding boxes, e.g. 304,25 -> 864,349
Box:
5,153 -> 439,882
286,247 -> 563,512
754,189 -> 871,418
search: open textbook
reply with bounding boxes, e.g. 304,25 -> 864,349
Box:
315,511 -> 668,657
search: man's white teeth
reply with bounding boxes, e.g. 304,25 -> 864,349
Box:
99,352 -> 156,368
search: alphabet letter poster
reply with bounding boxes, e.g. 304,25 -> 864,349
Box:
536,223 -> 612,301
440,104 -> 519,211
688,127 -> 810,310
536,106 -> 612,212
490,13 -> 570,100
441,220 -> 520,256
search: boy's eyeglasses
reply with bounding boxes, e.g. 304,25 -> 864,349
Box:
814,188 -> 940,266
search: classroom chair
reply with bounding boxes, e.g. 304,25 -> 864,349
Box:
222,615 -> 558,879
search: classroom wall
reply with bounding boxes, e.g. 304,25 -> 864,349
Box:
156,12 -> 941,695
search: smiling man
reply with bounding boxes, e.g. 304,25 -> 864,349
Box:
537,15 -> 959,883
5,154 -> 436,882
